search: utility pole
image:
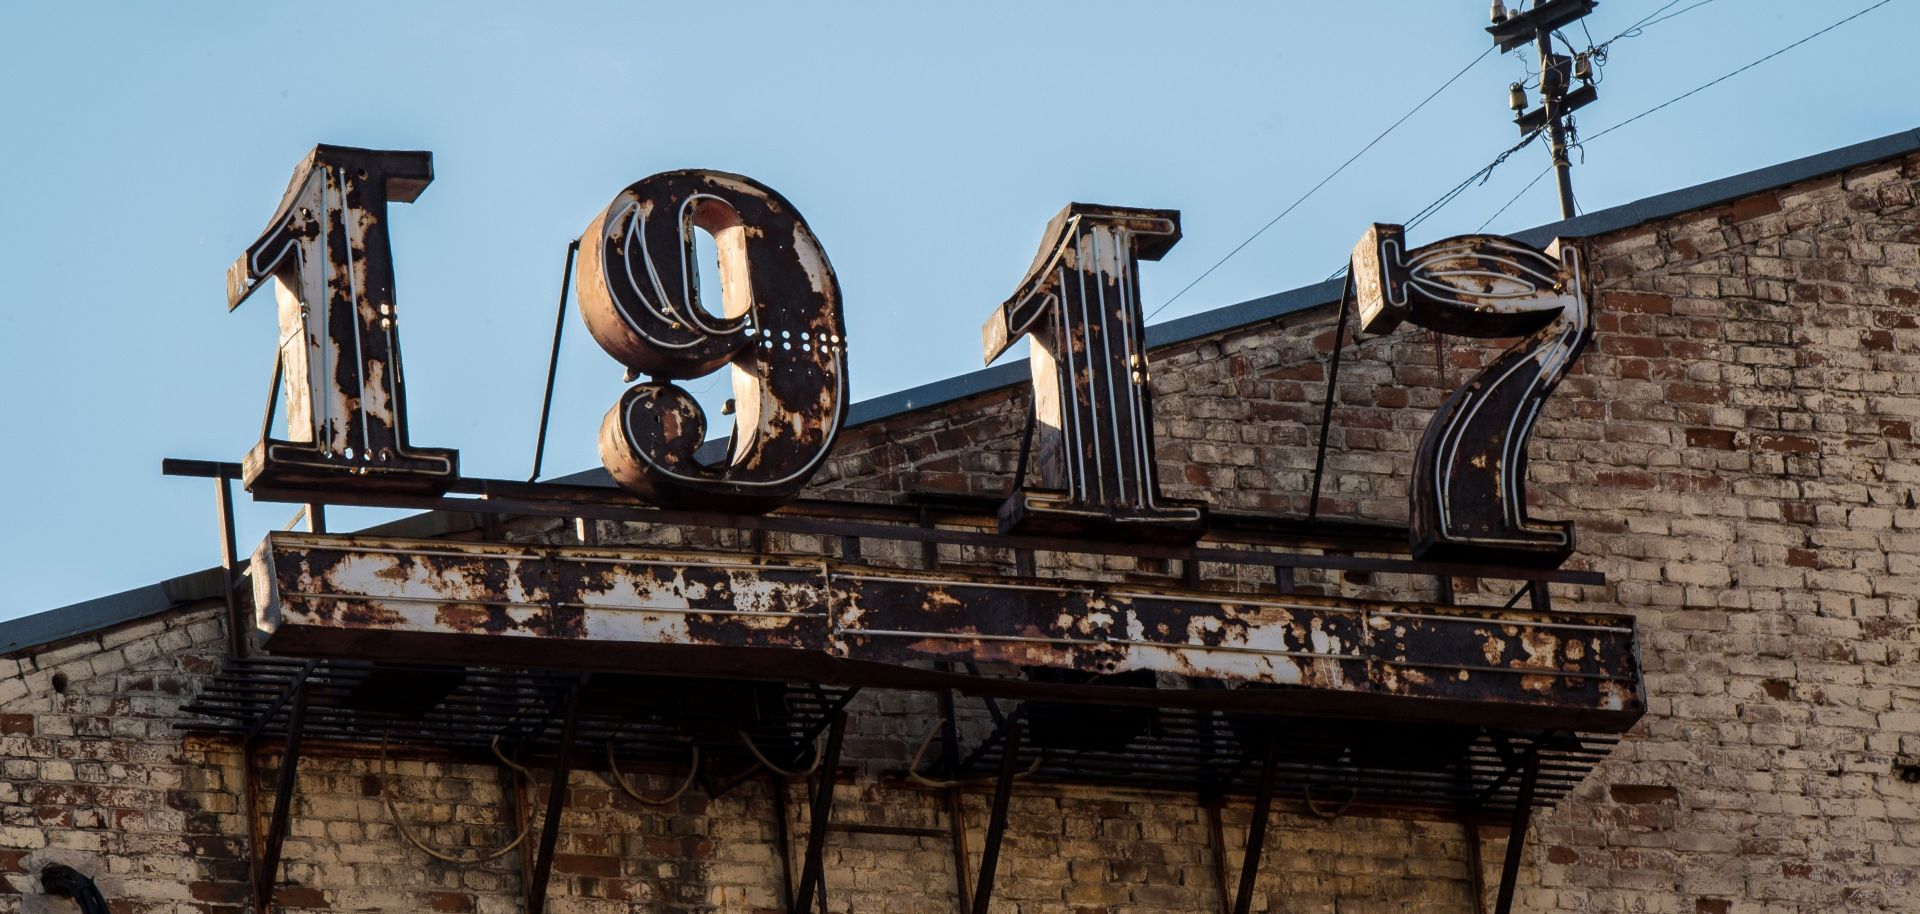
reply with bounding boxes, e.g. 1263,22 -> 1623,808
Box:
1490,0 -> 1600,219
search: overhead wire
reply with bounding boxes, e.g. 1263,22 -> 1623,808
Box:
1475,0 -> 1896,232
1577,0 -> 1896,148
1143,43 -> 1497,322
1478,166 -> 1553,232
1325,127 -> 1544,282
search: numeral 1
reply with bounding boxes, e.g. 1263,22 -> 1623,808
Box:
984,204 -> 1205,539
227,145 -> 457,492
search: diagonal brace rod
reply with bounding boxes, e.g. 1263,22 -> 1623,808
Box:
527,678 -> 584,914
970,720 -> 1024,914
1493,750 -> 1541,914
1232,737 -> 1281,914
254,680 -> 309,912
792,711 -> 848,914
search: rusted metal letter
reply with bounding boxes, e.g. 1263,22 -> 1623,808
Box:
1352,224 -> 1592,565
578,171 -> 847,512
226,145 -> 458,492
984,204 -> 1205,540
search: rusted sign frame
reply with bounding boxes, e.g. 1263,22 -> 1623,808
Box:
243,531 -> 1642,731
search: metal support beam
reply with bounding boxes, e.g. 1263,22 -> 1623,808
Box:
1493,752 -> 1541,914
970,720 -> 1024,914
526,683 -> 583,914
918,506 -> 940,570
214,471 -> 247,658
1232,739 -> 1281,914
792,711 -> 848,914
253,682 -> 308,913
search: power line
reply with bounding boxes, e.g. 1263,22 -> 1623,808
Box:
1478,165 -> 1553,232
1144,44 -> 1496,322
1405,128 -> 1544,231
1634,0 -> 1721,33
1327,128 -> 1545,282
1579,0 -> 1896,147
1475,0 -> 1895,234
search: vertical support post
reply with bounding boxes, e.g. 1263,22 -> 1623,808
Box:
793,712 -> 848,914
1437,575 -> 1456,604
305,503 -> 326,534
1536,29 -> 1577,219
1271,565 -> 1295,595
527,686 -> 583,914
1493,751 -> 1541,914
918,506 -> 940,570
770,775 -> 797,914
1232,739 -> 1281,914
214,471 -> 247,658
1528,580 -> 1552,611
253,683 -> 308,913
970,721 -> 1024,914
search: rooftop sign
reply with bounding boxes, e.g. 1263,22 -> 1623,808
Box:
224,144 -> 1593,566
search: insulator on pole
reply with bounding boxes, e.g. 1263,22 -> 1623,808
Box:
1491,0 -> 1508,23
1508,83 -> 1528,112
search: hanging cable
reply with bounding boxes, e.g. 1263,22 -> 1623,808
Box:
604,741 -> 701,806
738,729 -> 825,778
1144,44 -> 1498,322
1401,128 -> 1546,234
1478,165 -> 1554,232
902,718 -> 1042,788
381,733 -> 534,864
1304,782 -> 1359,820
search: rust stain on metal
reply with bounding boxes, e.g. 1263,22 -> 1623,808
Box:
250,532 -> 1642,720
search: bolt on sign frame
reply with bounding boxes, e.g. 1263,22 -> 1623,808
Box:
176,144 -> 1645,914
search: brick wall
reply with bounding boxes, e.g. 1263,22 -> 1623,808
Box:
4,151 -> 1918,913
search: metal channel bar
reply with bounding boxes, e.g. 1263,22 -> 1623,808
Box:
163,459 -> 1604,586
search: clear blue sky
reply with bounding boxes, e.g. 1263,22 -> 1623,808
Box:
1,1 -> 1912,618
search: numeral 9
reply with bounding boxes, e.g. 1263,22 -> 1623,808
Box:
577,171 -> 848,512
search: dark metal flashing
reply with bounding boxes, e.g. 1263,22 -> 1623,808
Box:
10,127 -> 1918,657
0,567 -> 225,657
